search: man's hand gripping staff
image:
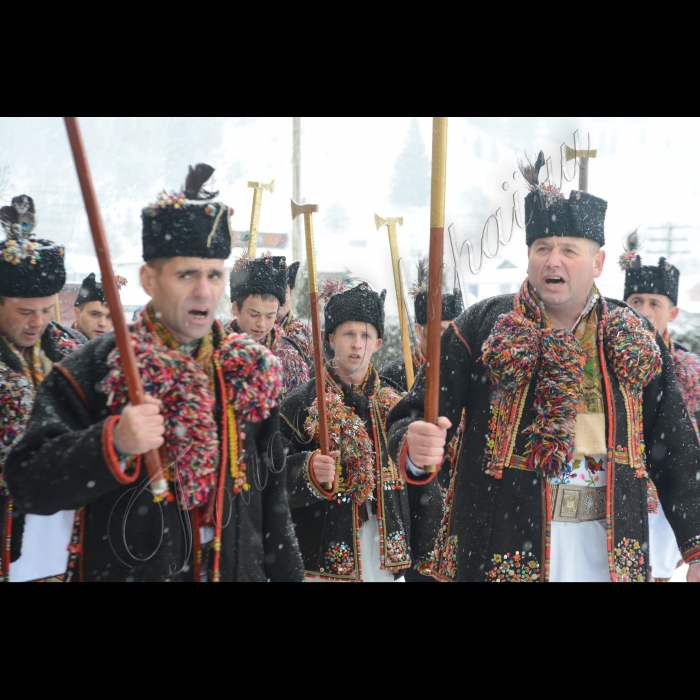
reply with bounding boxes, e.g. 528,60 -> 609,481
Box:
64,117 -> 168,497
291,200 -> 338,493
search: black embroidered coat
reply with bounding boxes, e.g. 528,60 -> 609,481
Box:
0,323 -> 85,578
387,295 -> 700,583
280,367 -> 443,581
5,327 -> 304,583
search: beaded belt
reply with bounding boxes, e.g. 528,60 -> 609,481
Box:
551,484 -> 607,524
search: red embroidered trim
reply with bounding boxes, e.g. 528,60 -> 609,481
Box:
450,322 -> 472,360
54,364 -> 90,410
398,436 -> 438,487
308,453 -> 335,499
102,417 -> 141,485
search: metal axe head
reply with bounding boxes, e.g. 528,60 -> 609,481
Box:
375,215 -> 404,231
248,179 -> 276,194
291,199 -> 319,220
566,145 -> 598,162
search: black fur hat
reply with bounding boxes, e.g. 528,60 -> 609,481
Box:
141,164 -> 234,261
414,289 -> 464,326
230,252 -> 287,307
287,261 -> 301,291
0,195 -> 66,298
410,259 -> 464,325
74,273 -> 128,308
520,152 -> 607,247
322,279 -> 387,340
620,233 -> 680,305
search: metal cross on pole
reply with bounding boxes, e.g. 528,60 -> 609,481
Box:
566,144 -> 598,193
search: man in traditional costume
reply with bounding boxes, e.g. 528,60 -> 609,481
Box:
381,259 -> 464,392
621,243 -> 700,581
387,155 -> 700,583
280,279 -> 443,582
275,259 -> 313,361
229,253 -> 310,401
73,272 -> 127,341
380,261 -> 465,583
0,195 -> 85,583
5,165 -> 304,582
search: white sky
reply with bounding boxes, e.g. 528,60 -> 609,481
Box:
2,117 -> 699,315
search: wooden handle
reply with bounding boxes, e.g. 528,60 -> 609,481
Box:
64,117 -> 168,496
387,226 -> 415,391
424,117 -> 449,474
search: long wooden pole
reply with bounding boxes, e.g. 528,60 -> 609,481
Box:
64,117 -> 168,497
424,117 -> 448,474
292,200 -> 333,492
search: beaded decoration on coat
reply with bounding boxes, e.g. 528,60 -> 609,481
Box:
481,281 -> 662,480
0,325 -> 79,491
103,305 -> 281,509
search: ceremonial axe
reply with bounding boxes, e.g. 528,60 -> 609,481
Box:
247,179 -> 275,257
292,200 -> 334,494
566,145 -> 597,193
375,215 -> 415,391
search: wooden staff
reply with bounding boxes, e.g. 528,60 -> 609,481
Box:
53,295 -> 61,324
375,215 -> 415,390
247,180 -> 275,257
566,144 -> 597,193
63,117 -> 168,497
424,117 -> 449,474
292,200 -> 333,491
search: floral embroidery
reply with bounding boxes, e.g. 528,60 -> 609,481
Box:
614,538 -> 647,583
326,543 -> 355,577
647,480 -> 659,515
281,314 -> 313,361
486,552 -> 541,582
385,531 -> 409,565
681,535 -> 700,562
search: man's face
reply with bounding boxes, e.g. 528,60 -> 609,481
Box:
0,296 -> 56,348
276,286 -> 292,325
74,301 -> 113,340
234,295 -> 280,343
527,237 -> 605,317
140,258 -> 225,345
414,321 -> 451,349
627,293 -> 679,336
330,321 -> 382,382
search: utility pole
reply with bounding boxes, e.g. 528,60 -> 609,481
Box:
292,117 -> 302,264
647,224 -> 691,259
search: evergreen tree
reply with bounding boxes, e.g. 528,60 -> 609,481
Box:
390,118 -> 430,208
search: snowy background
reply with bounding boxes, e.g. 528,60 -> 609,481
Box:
1,116 -> 699,347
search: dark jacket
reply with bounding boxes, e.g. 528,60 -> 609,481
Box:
387,295 -> 700,582
0,322 -> 85,576
5,327 -> 304,583
281,366 -> 443,581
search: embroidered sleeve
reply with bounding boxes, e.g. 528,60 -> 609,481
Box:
0,366 -> 34,489
682,535 -> 700,565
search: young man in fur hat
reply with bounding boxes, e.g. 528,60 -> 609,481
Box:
5,166 -> 304,583
622,246 -> 700,581
229,253 -> 310,401
387,153 -> 700,583
73,272 -> 127,341
280,279 -> 443,582
381,262 -> 465,582
0,195 -> 85,583
275,259 -> 314,362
